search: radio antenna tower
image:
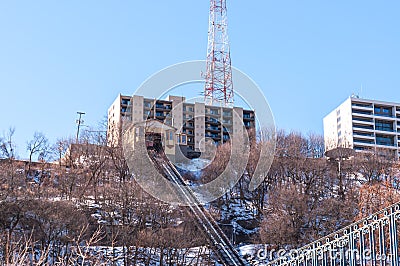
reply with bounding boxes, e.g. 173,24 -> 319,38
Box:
204,0 -> 234,106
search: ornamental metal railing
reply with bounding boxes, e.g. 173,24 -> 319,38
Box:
266,201 -> 400,266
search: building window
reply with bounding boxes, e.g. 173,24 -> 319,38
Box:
376,135 -> 394,146
184,106 -> 194,112
375,120 -> 393,132
121,99 -> 131,105
374,106 -> 392,117
223,111 -> 232,116
165,131 -> 173,141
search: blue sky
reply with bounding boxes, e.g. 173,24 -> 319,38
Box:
0,1 -> 399,158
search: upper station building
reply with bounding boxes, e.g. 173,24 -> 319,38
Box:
323,96 -> 400,159
107,94 -> 255,158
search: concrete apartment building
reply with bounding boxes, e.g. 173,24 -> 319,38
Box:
323,96 -> 400,158
107,94 -> 255,157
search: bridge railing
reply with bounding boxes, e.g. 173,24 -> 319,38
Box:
266,201 -> 400,266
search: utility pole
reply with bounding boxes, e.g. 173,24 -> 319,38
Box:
204,0 -> 234,106
76,111 -> 85,143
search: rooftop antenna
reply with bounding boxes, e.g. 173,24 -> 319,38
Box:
204,0 -> 234,107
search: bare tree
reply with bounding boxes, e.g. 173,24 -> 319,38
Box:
26,132 -> 49,176
355,148 -> 395,184
0,127 -> 16,160
77,130 -> 109,202
0,128 -> 20,195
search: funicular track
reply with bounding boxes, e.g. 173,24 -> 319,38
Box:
150,152 -> 249,266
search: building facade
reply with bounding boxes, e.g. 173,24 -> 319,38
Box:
323,96 -> 400,158
107,94 -> 255,154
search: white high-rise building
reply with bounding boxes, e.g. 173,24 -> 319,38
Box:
323,96 -> 400,158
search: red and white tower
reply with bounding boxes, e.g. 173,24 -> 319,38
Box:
204,0 -> 234,106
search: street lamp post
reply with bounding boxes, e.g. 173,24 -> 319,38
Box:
76,112 -> 85,143
325,147 -> 355,200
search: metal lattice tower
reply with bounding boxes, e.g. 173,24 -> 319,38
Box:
204,0 -> 234,106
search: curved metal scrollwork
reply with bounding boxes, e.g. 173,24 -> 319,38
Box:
266,202 -> 400,266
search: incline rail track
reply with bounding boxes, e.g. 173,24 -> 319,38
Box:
150,152 -> 249,266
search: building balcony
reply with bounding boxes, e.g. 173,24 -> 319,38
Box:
352,102 -> 373,109
205,134 -> 221,140
182,129 -> 194,136
244,122 -> 254,128
205,117 -> 219,124
353,141 -> 376,151
352,109 -> 373,117
155,105 -> 171,110
121,99 -> 131,106
375,143 -> 398,149
374,128 -> 398,135
155,116 -> 166,122
374,113 -> 396,119
205,110 -> 219,116
353,138 -> 375,145
375,134 -> 397,148
353,123 -> 374,131
353,145 -> 371,152
243,116 -> 255,121
144,101 -> 153,108
205,127 -> 220,132
352,117 -> 374,125
183,115 -> 194,120
121,108 -> 131,114
183,124 -> 194,129
353,140 -> 375,149
353,132 -> 375,139
155,112 -> 167,117
183,106 -> 194,113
